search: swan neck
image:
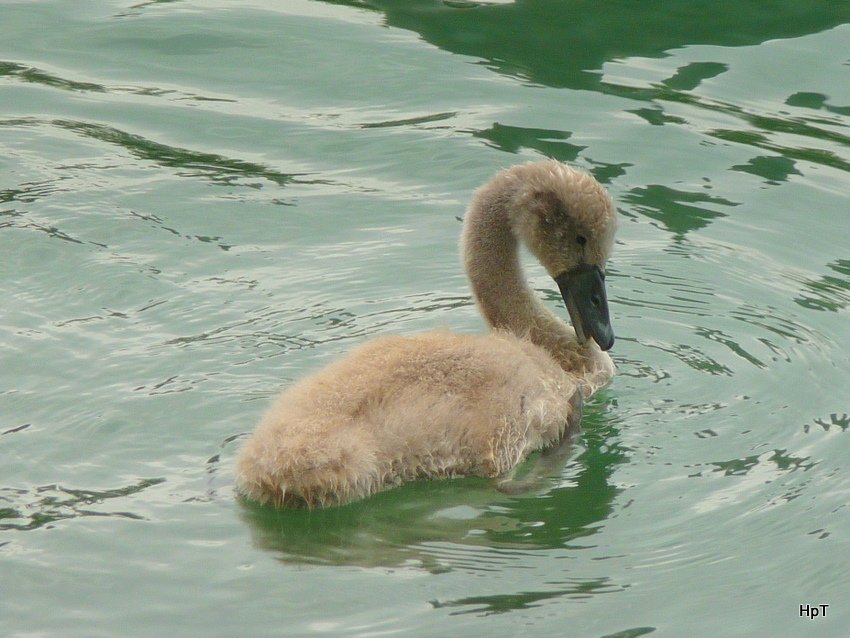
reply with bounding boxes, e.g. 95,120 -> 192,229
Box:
462,191 -> 607,387
462,186 -> 558,342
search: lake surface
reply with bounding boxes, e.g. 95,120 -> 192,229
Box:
2,1 -> 849,636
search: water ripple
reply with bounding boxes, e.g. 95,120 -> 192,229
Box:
0,60 -> 106,93
52,119 -> 316,187
429,576 -> 628,616
793,258 -> 850,312
0,478 -> 165,532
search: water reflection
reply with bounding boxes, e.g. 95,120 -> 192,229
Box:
320,0 -> 850,90
238,408 -> 626,571
693,326 -> 765,369
0,61 -> 234,103
807,413 -> 850,433
127,210 -> 233,251
0,176 -> 71,206
599,63 -> 850,174
52,119 -> 310,188
730,155 -> 802,185
709,449 -> 815,477
710,128 -> 850,172
639,340 -> 732,377
0,178 -> 108,247
730,303 -> 817,347
154,293 -> 473,362
0,61 -> 106,93
0,478 -> 165,531
786,92 -> 850,118
359,111 -> 457,129
430,578 -> 626,614
622,184 -> 737,238
662,62 -> 728,92
794,258 -> 850,312
117,0 -> 183,17
2,116 -> 318,189
471,123 -> 584,161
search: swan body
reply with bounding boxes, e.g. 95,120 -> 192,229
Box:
236,160 -> 618,507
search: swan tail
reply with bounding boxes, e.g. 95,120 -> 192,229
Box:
235,423 -> 382,508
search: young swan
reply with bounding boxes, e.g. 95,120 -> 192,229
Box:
236,160 -> 618,508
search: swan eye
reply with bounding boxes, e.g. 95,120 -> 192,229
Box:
576,235 -> 587,246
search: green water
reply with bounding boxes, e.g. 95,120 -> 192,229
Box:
2,1 -> 849,636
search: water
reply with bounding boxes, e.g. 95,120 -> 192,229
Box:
2,1 -> 849,636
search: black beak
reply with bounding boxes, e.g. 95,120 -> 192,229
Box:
554,264 -> 614,351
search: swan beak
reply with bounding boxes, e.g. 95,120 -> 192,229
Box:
555,264 -> 615,351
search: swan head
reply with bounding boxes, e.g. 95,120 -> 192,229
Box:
508,160 -> 618,350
